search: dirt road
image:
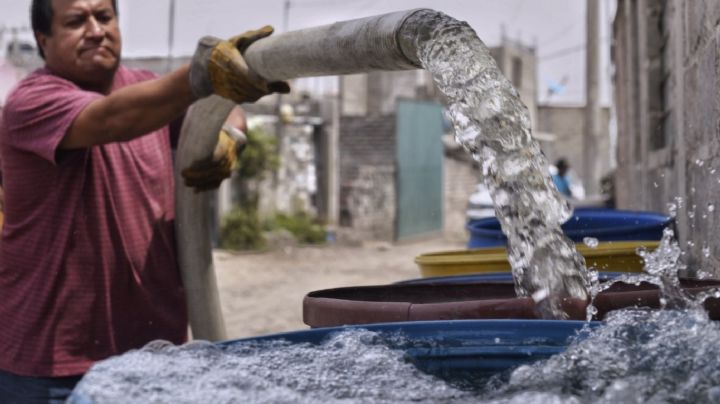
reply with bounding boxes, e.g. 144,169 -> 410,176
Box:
213,238 -> 465,340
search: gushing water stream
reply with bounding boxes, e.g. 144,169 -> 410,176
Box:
401,10 -> 588,318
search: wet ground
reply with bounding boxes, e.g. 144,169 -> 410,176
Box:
213,238 -> 465,340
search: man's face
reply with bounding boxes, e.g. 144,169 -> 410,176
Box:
37,0 -> 121,90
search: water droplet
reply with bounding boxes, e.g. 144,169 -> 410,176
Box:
703,246 -> 711,258
583,237 -> 599,248
696,159 -> 704,167
653,182 -> 659,188
532,288 -> 549,302
708,204 -> 715,213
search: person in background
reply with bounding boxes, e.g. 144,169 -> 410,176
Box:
552,158 -> 573,197
0,0 -> 288,402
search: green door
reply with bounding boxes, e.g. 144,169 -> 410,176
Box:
395,100 -> 444,240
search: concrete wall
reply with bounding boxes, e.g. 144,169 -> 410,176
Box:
613,0 -> 720,273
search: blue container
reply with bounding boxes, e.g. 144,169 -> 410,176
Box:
69,320 -> 599,403
467,208 -> 672,248
222,320 -> 598,381
396,272 -> 623,285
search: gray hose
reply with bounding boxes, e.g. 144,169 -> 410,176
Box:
243,9 -> 431,81
175,96 -> 235,341
176,9 -> 444,341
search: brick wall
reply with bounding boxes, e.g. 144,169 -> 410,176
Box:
614,0 -> 720,273
339,115 -> 397,240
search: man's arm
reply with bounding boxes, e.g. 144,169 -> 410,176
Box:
60,27 -> 287,150
225,105 -> 247,133
60,65 -> 195,149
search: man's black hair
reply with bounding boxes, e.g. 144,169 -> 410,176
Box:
31,0 -> 118,59
555,158 -> 569,174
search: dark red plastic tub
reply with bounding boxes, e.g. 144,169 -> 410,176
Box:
303,278 -> 720,327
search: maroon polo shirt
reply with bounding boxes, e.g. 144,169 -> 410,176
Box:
0,66 -> 188,377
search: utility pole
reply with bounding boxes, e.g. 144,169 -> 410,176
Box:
325,78 -> 341,242
167,0 -> 175,73
283,0 -> 291,32
273,0 -> 291,211
584,0 -> 601,196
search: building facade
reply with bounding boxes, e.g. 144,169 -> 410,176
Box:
613,0 -> 720,272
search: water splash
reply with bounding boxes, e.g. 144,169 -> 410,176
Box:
587,228 -> 688,311
70,331 -> 472,404
401,10 -> 587,318
72,310 -> 720,403
494,308 -> 720,403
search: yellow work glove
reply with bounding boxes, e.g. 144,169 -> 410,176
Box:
181,125 -> 246,192
189,26 -> 290,103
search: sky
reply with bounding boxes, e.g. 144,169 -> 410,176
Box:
0,0 -> 615,105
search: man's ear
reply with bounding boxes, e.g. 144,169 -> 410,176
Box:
35,32 -> 48,54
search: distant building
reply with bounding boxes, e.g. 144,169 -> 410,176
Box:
338,36 -> 613,242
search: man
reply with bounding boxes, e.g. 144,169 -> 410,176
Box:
552,158 -> 573,198
0,0 -> 288,401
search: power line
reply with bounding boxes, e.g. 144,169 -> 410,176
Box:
539,21 -> 579,47
540,43 -> 586,60
539,37 -> 610,61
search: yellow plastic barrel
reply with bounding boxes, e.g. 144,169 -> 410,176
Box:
415,241 -> 660,278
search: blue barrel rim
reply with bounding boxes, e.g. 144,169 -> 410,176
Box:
466,209 -> 672,240
220,319 -> 600,347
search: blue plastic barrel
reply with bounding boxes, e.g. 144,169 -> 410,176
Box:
222,320 -> 598,381
69,320 -> 599,403
467,208 -> 672,248
396,272 -> 623,285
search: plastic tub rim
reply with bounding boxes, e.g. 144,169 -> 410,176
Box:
466,210 -> 672,239
415,241 -> 661,266
220,319 -> 599,346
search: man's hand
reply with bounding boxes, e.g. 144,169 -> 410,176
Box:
181,124 -> 246,192
189,26 -> 290,104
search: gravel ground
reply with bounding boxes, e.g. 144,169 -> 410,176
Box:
213,238 -> 465,340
